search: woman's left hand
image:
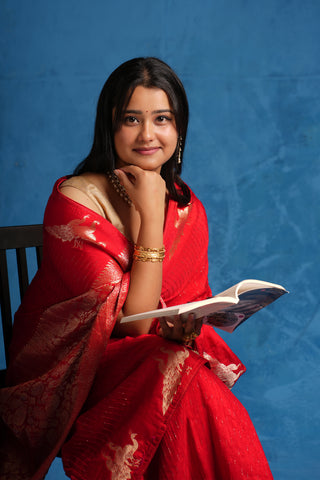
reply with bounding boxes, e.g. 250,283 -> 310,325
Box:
158,313 -> 203,346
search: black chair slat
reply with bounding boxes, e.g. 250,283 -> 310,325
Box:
0,249 -> 13,364
36,245 -> 43,268
16,248 -> 29,299
0,224 -> 43,379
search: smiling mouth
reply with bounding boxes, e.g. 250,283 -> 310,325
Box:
133,147 -> 160,155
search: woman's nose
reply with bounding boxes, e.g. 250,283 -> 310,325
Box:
138,121 -> 155,142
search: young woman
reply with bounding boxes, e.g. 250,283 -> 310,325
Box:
0,57 -> 273,479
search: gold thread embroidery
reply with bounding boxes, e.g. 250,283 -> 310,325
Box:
155,347 -> 190,415
169,205 -> 191,259
91,260 -> 123,290
104,433 -> 140,480
46,215 -> 106,248
203,352 -> 245,389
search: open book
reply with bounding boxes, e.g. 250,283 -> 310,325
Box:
120,279 -> 288,333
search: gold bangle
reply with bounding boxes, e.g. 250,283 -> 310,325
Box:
133,245 -> 165,262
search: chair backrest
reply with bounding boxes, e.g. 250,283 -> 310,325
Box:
0,224 -> 43,382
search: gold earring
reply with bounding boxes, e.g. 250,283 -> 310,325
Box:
177,136 -> 182,164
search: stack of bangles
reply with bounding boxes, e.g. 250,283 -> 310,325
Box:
133,245 -> 166,262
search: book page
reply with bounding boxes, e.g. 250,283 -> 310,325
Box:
215,279 -> 287,300
205,286 -> 287,332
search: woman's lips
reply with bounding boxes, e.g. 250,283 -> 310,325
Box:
133,147 -> 160,155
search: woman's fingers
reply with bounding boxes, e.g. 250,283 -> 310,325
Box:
114,168 -> 137,187
182,312 -> 196,335
159,313 -> 203,344
195,316 -> 203,335
159,315 -> 182,340
171,314 -> 184,338
115,166 -> 160,188
114,167 -> 166,218
158,317 -> 171,337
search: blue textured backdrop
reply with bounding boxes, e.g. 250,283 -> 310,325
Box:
1,1 -> 319,478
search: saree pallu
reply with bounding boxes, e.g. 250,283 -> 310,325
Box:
0,177 -> 273,479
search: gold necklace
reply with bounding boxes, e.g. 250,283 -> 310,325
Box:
107,172 -> 132,206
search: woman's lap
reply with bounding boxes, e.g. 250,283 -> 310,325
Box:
146,363 -> 273,479
62,334 -> 273,480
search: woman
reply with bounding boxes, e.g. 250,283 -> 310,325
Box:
0,57 -> 273,479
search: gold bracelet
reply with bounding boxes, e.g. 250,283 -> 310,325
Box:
133,245 -> 165,262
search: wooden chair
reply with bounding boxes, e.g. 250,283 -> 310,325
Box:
0,224 -> 43,385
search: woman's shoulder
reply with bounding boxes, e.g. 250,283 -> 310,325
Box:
58,173 -> 110,217
61,172 -> 108,191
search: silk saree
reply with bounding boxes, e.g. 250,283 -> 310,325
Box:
0,177 -> 273,479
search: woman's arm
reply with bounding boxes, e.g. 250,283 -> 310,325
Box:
114,166 -> 166,336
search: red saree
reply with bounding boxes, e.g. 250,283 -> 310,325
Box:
0,177 -> 273,479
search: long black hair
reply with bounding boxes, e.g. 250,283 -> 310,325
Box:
74,57 -> 190,206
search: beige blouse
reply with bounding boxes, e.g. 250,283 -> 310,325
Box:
61,175 -> 126,236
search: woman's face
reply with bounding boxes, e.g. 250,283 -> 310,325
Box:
114,86 -> 178,173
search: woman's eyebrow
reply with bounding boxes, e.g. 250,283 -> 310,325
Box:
124,109 -> 174,114
154,109 -> 174,114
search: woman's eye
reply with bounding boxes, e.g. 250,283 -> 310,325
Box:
124,116 -> 138,125
156,115 -> 171,123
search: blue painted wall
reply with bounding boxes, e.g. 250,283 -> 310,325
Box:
1,1 -> 319,478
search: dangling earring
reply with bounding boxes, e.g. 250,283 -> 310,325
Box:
177,136 -> 183,165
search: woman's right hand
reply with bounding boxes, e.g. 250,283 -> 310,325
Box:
114,166 -> 167,222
